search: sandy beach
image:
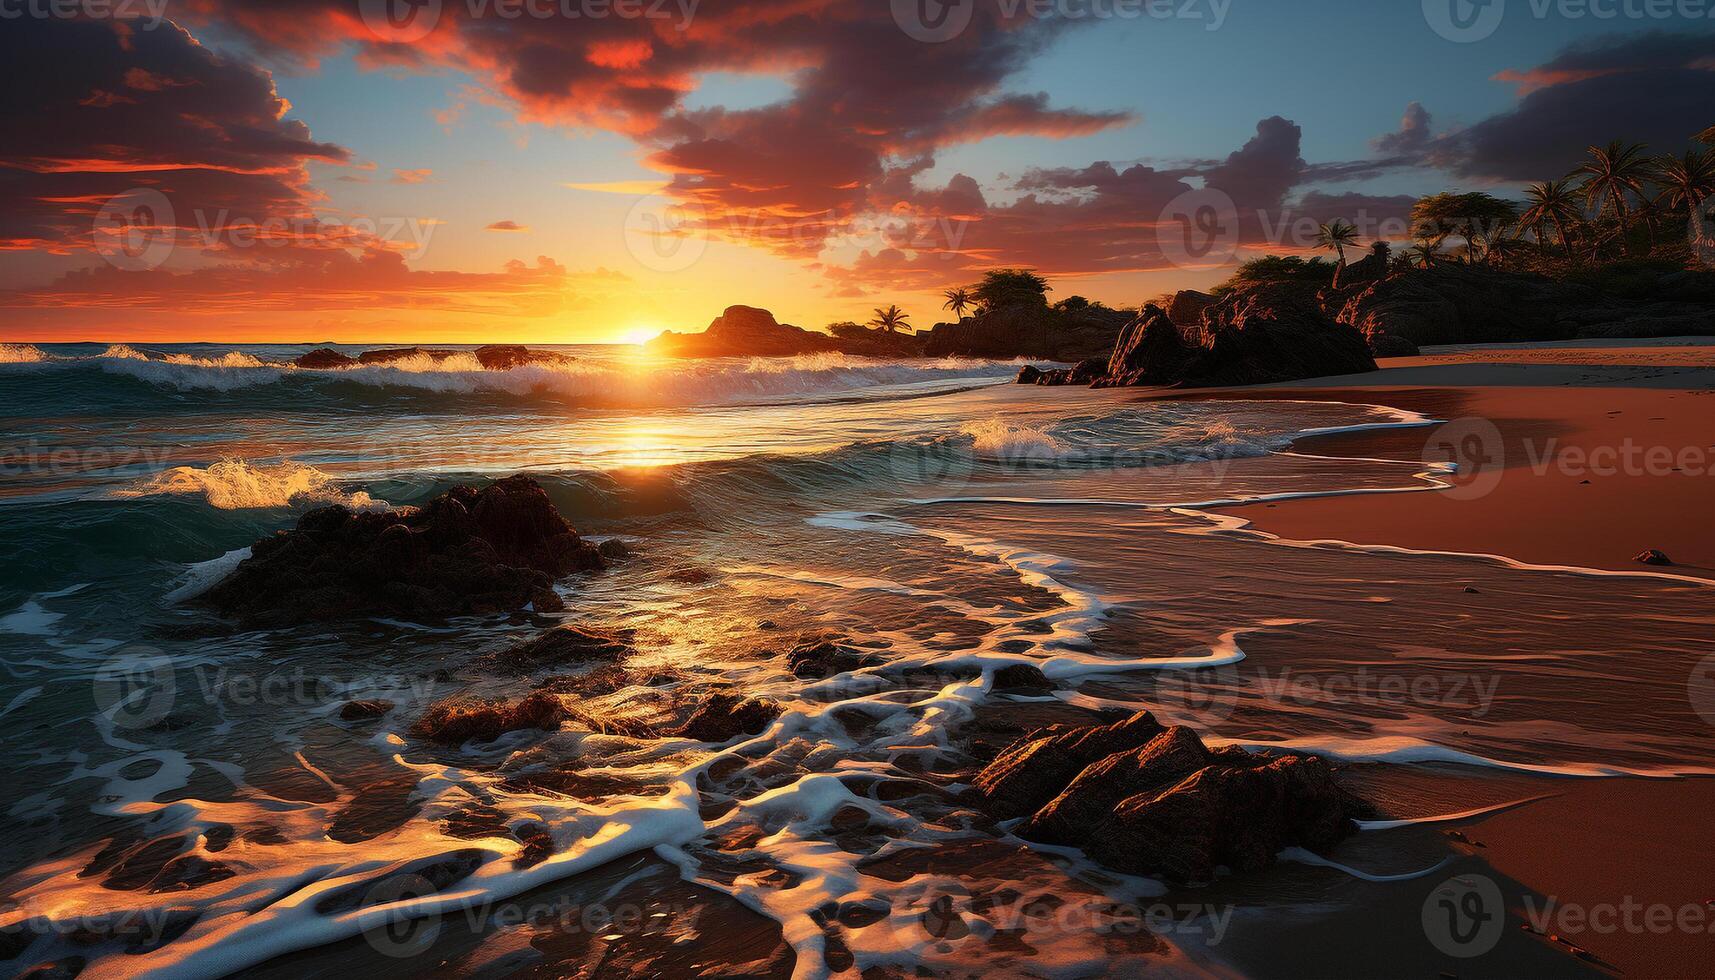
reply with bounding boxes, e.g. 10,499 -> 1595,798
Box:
1200,339 -> 1715,579
1174,339 -> 1715,977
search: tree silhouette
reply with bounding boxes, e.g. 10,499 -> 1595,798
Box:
867,305 -> 911,333
1314,220 -> 1360,265
941,287 -> 973,319
1575,141 -> 1653,256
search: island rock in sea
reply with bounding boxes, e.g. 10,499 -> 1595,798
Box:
646,305 -> 923,358
290,345 -> 575,370
202,475 -> 612,627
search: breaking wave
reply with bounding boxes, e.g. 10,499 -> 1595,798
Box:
114,460 -> 388,511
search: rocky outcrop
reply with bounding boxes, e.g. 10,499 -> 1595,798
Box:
1017,357 -> 1107,387
478,624 -> 634,674
203,476 -> 609,627
295,348 -> 354,369
1325,263 -> 1715,347
972,710 -> 1365,882
787,637 -> 884,679
1166,289 -> 1216,326
922,302 -> 1133,362
1093,286 -> 1376,388
291,345 -> 573,370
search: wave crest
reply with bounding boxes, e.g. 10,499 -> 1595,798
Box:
116,460 -> 386,511
0,343 -> 47,363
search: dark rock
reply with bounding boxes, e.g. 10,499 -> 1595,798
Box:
971,710 -> 1166,820
480,624 -> 634,674
202,475 -> 608,627
1015,365 -> 1045,385
1097,286 -> 1376,388
922,302 -> 1132,362
411,692 -> 569,744
787,638 -> 884,679
1365,330 -> 1420,358
355,347 -> 463,365
293,347 -> 354,369
991,663 -> 1053,692
1030,357 -> 1108,387
675,692 -> 781,743
1166,289 -> 1216,326
339,699 -> 395,721
972,711 -> 1366,883
472,344 -> 575,369
649,306 -> 923,358
1634,549 -> 1674,566
1326,263 -> 1715,347
596,538 -> 630,561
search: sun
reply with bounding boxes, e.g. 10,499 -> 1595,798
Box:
620,326 -> 663,346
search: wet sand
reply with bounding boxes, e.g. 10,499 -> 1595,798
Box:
1178,339 -> 1715,976
1196,341 -> 1715,579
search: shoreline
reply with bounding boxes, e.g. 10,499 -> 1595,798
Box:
1154,341 -> 1715,580
1154,339 -> 1715,976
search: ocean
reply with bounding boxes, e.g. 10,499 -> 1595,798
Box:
2,342 -> 1712,977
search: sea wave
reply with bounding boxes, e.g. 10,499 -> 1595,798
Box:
0,343 -> 47,363
26,347 -> 1030,408
114,460 -> 388,511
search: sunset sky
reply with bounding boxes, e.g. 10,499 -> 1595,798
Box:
3,1 -> 1712,343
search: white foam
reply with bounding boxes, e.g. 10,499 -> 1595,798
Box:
165,547 -> 253,603
0,343 -> 47,363
115,460 -> 386,511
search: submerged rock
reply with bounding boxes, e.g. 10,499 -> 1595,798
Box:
339,699 -> 395,721
479,624 -> 634,674
412,692 -> 569,744
674,692 -> 782,743
1634,548 -> 1674,566
972,710 -> 1365,882
202,475 -> 608,627
787,637 -> 884,679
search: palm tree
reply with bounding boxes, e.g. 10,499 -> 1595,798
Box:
1575,141 -> 1654,255
1407,241 -> 1441,270
1699,126 -> 1715,146
1314,220 -> 1360,265
1519,178 -> 1581,259
1655,149 -> 1715,242
868,305 -> 910,333
941,287 -> 973,320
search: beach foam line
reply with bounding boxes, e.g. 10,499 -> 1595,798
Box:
1177,507 -> 1715,588
1354,794 -> 1559,831
1205,733 -> 1715,778
1280,848 -> 1452,882
114,460 -> 387,512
